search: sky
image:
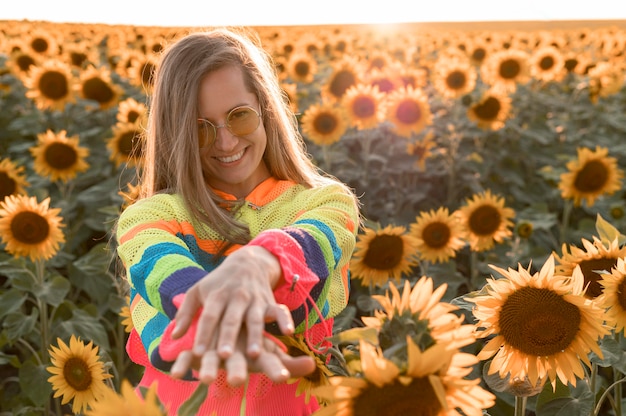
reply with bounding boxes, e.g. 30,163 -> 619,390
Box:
3,0 -> 626,27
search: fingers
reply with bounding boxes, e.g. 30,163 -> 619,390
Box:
171,349 -> 195,379
264,304 -> 295,336
171,289 -> 202,339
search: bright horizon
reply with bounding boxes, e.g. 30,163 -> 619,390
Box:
3,0 -> 626,27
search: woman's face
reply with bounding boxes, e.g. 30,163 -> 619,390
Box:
198,65 -> 270,198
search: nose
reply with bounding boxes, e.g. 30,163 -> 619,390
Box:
212,124 -> 237,152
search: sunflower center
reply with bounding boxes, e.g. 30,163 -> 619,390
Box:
468,204 -> 502,236
573,160 -> 609,193
313,113 -> 339,135
141,62 -> 156,87
539,56 -> 555,70
372,79 -> 395,94
294,61 -> 311,78
499,58 -> 521,79
63,357 -> 94,391
363,234 -> 404,271
473,97 -> 502,121
10,211 -> 50,244
578,257 -> 618,298
44,142 -> 78,170
396,101 -> 422,125
31,38 -> 50,54
446,70 -> 467,90
352,96 -> 376,118
618,279 -> 626,311
500,287 -> 581,356
565,58 -> 579,72
118,130 -> 143,158
422,222 -> 451,248
472,48 -> 487,63
329,70 -> 356,99
39,71 -> 70,100
17,54 -> 37,72
353,378 -> 443,416
0,172 -> 17,200
82,77 -> 115,104
69,51 -> 88,67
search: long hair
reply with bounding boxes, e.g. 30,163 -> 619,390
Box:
140,27 -> 355,245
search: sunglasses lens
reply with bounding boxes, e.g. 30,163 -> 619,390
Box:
197,120 -> 215,148
228,107 -> 260,136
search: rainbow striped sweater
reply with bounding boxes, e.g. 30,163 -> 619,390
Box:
115,177 -> 358,415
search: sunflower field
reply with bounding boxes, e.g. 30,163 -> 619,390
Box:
1,18 -> 626,416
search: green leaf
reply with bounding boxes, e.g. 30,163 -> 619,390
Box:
536,378 -> 571,411
19,361 -> 53,407
595,213 -> 626,246
177,383 -> 208,416
0,289 -> 27,318
32,274 -> 71,307
4,310 -> 38,341
0,350 -> 21,367
55,308 -> 110,350
69,243 -> 116,304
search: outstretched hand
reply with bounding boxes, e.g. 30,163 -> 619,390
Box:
169,245 -> 311,385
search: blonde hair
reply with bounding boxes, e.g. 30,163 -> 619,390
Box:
140,27 -> 355,245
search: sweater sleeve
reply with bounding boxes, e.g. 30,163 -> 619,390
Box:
251,183 -> 359,341
115,194 -> 211,371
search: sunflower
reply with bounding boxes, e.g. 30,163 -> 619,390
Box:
529,45 -> 566,82
481,48 -> 530,91
313,339 -> 494,416
554,235 -> 626,299
364,67 -> 403,94
0,194 -> 65,261
118,182 -> 144,210
457,190 -> 515,252
281,81 -> 300,113
385,86 -> 432,138
588,61 -> 625,102
468,256 -> 609,389
467,87 -> 512,131
126,53 -> 158,93
432,56 -> 477,99
321,57 -> 362,102
286,52 -> 318,84
47,335 -> 113,414
597,257 -> 626,334
30,129 -> 90,183
106,122 -> 146,168
300,101 -> 349,146
340,83 -> 386,130
76,65 -> 123,110
410,207 -> 465,264
279,335 -> 333,404
85,380 -> 165,416
25,29 -> 60,56
0,158 -> 30,201
406,132 -> 437,171
119,296 -> 134,333
24,59 -> 76,111
6,46 -> 40,77
350,225 -> 419,287
558,146 -> 623,207
361,277 -> 477,352
116,97 -> 148,126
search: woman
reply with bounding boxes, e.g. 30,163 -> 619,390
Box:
115,27 -> 359,415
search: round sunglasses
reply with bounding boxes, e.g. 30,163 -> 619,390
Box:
197,105 -> 261,148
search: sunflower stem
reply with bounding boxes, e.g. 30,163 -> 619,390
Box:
590,362 -> 598,416
514,395 -> 527,416
35,258 -> 52,416
593,376 -> 626,416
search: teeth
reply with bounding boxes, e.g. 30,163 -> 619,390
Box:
217,150 -> 244,163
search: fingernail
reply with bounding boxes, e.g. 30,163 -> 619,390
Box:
249,343 -> 260,355
219,344 -> 233,356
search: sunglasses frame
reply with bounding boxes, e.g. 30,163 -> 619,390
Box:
197,105 -> 262,148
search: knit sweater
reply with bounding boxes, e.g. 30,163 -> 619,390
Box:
115,177 -> 358,415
